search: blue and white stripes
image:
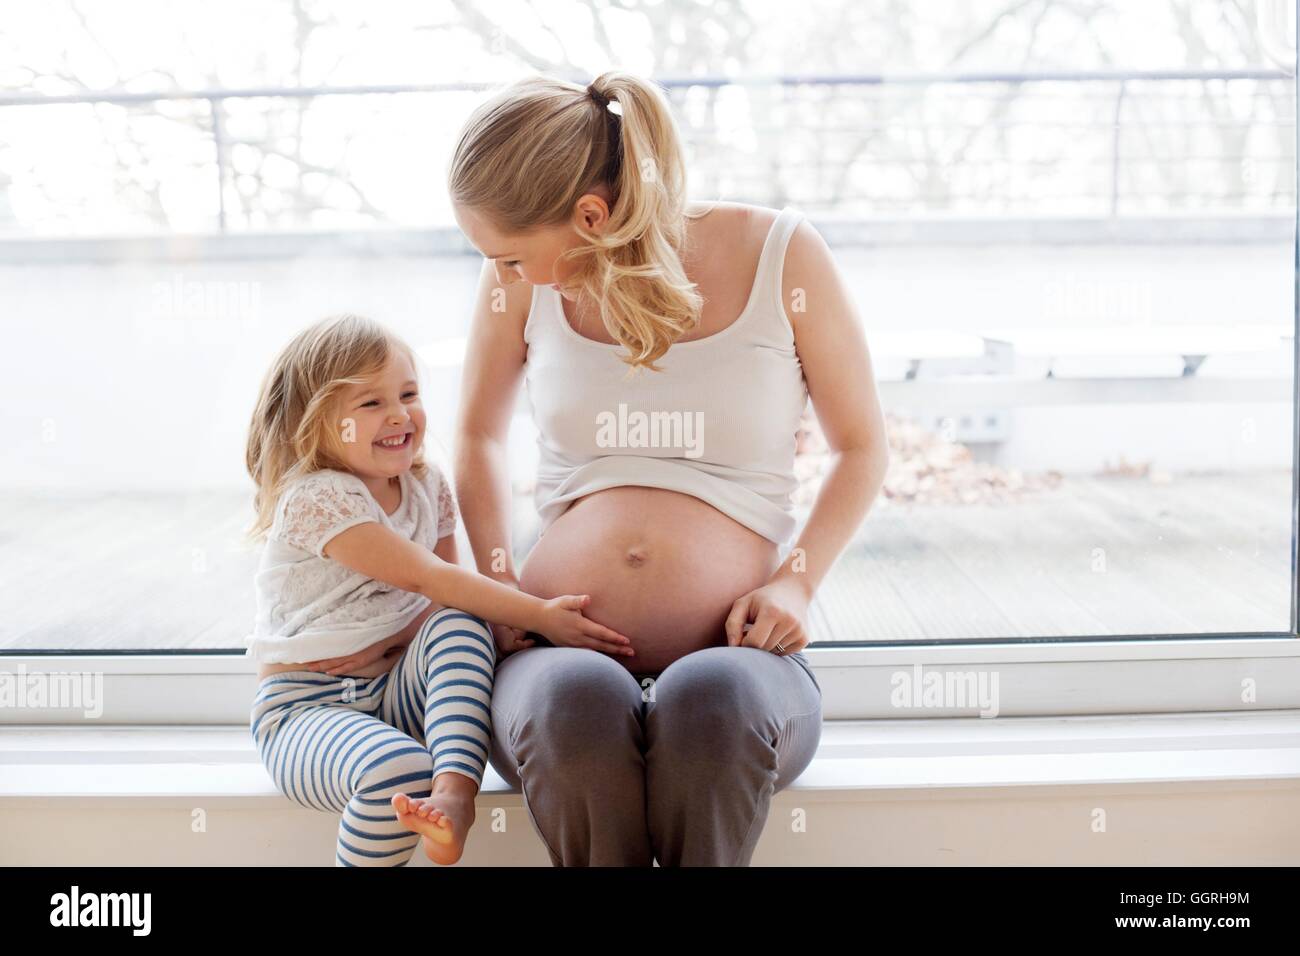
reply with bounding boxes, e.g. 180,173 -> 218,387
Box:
250,607 -> 496,866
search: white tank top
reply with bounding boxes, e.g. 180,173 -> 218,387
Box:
523,205 -> 810,547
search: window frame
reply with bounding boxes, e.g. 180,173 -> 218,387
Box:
2,636 -> 1298,724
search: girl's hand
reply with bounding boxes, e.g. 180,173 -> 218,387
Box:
300,636 -> 400,676
336,646 -> 404,679
724,578 -> 812,655
537,595 -> 635,659
491,620 -> 536,657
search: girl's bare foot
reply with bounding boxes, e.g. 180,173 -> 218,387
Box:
391,773 -> 477,865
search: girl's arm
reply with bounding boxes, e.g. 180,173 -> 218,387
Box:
296,532 -> 460,675
321,520 -> 632,653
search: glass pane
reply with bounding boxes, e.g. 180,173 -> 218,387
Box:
0,0 -> 1294,651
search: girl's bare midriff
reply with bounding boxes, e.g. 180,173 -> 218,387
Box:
518,485 -> 779,674
255,602 -> 437,681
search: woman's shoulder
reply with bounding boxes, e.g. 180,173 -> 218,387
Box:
685,201 -> 784,254
680,202 -> 787,283
687,199 -> 773,227
698,201 -> 819,258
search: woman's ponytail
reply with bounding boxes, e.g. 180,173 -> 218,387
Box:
449,71 -> 709,375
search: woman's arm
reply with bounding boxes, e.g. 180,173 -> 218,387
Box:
452,259 -> 539,656
432,528 -> 458,565
453,258 -> 533,587
773,217 -> 890,595
726,217 -> 890,653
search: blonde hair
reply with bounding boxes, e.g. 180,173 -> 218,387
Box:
244,313 -> 429,540
448,71 -> 711,375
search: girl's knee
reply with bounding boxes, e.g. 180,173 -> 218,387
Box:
418,606 -> 490,637
354,745 -> 435,799
413,606 -> 496,664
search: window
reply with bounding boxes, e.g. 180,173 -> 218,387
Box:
2,0 -> 1298,722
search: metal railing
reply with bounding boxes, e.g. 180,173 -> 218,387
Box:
0,69 -> 1293,233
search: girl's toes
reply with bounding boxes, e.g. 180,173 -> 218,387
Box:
391,793 -> 409,815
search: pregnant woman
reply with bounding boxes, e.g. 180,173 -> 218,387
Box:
448,71 -> 889,866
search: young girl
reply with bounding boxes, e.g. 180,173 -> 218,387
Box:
243,312 -> 635,867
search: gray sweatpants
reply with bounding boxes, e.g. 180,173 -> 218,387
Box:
487,643 -> 822,866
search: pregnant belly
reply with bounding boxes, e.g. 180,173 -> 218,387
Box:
517,487 -> 780,674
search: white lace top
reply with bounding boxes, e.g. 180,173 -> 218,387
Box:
245,464 -> 458,664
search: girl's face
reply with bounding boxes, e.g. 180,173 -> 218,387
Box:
330,350 -> 426,481
453,193 -> 611,301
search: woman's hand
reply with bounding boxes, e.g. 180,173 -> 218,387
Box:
491,620 -> 536,657
536,594 -> 636,659
483,577 -> 537,658
725,577 -> 813,655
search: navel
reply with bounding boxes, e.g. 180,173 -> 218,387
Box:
624,546 -> 650,568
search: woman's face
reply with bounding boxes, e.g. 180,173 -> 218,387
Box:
453,193 -> 611,301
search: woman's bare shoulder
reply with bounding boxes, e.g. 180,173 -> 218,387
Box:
684,201 -> 779,255
687,199 -> 775,226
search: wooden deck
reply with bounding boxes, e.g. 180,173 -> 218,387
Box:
808,471 -> 1293,642
1,471 -> 1292,651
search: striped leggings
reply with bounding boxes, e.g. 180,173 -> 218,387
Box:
249,607 -> 496,867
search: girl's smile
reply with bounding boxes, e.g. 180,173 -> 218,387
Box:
374,430 -> 414,450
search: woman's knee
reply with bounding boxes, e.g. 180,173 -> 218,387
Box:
652,647 -> 770,712
494,648 -> 644,765
647,647 -> 782,755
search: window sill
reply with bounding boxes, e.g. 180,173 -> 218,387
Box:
5,710 -> 1298,801
2,711 -> 1298,865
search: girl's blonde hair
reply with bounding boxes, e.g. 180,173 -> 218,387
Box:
244,313 -> 429,540
448,71 -> 711,375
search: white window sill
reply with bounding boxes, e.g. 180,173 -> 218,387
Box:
5,711 -> 1297,864
4,710 -> 1298,803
